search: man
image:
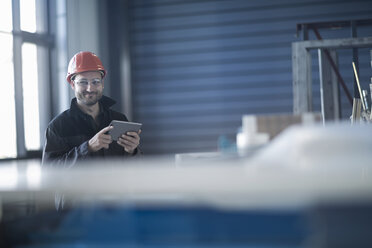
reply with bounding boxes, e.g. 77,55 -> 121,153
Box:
42,51 -> 141,167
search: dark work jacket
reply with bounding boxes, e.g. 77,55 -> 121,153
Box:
42,95 -> 140,168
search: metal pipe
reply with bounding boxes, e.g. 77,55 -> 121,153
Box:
351,21 -> 359,98
312,28 -> 353,105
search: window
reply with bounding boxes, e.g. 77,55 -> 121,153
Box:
0,0 -> 51,159
0,33 -> 17,158
0,0 -> 12,32
20,0 -> 37,33
22,43 -> 40,150
0,0 -> 16,158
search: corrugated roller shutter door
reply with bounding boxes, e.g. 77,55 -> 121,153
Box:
129,0 -> 372,154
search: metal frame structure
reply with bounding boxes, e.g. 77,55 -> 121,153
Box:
292,37 -> 372,121
297,19 -> 372,97
293,19 -> 372,122
12,0 -> 26,157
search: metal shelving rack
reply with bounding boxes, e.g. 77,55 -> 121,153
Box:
292,19 -> 372,122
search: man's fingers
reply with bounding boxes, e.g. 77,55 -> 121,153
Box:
120,138 -> 136,146
90,125 -> 141,152
121,132 -> 140,141
101,140 -> 112,145
100,125 -> 114,134
101,133 -> 113,141
126,131 -> 139,137
118,137 -> 128,145
121,134 -> 136,142
118,137 -> 138,148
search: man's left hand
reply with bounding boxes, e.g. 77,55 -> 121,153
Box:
117,130 -> 141,154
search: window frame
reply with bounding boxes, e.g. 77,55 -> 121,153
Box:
10,0 -> 53,158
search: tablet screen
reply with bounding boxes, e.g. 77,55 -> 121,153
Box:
108,120 -> 142,140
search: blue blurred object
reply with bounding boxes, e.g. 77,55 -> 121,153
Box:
3,203 -> 371,247
218,135 -> 237,154
1,205 -> 307,247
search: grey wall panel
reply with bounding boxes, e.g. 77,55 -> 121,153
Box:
123,0 -> 372,154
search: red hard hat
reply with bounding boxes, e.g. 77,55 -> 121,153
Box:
66,51 -> 106,84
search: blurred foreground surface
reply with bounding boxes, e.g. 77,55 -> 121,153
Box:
0,123 -> 372,247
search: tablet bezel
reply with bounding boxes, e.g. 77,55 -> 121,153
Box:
108,120 -> 142,141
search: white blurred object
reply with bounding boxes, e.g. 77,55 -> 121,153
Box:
175,152 -> 221,166
250,122 -> 372,170
237,113 -> 322,157
301,112 -> 317,125
0,163 -> 18,189
237,115 -> 270,156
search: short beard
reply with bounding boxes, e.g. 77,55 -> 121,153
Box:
76,91 -> 103,106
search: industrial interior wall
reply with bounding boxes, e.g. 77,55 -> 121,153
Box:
65,0 -> 102,99
111,0 -> 372,154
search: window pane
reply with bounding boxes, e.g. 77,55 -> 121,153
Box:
0,34 -> 17,158
22,43 -> 40,150
20,0 -> 36,33
0,0 -> 12,32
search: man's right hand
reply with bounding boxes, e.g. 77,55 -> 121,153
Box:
88,126 -> 114,152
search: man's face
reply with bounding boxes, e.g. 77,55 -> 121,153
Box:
72,71 -> 104,106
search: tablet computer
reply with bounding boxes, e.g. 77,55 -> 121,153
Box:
108,120 -> 142,141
